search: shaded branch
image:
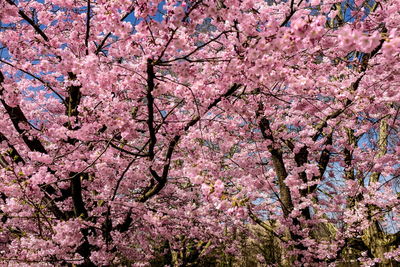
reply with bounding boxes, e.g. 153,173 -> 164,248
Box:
146,59 -> 157,160
5,0 -> 49,42
0,99 -> 47,154
85,0 -> 91,55
257,108 -> 293,216
139,84 -> 241,202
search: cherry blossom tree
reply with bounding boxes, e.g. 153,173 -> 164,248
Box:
0,0 -> 399,266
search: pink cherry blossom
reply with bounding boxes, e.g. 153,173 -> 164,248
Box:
0,0 -> 399,266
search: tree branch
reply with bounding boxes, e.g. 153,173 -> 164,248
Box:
5,0 -> 49,42
139,84 -> 241,202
